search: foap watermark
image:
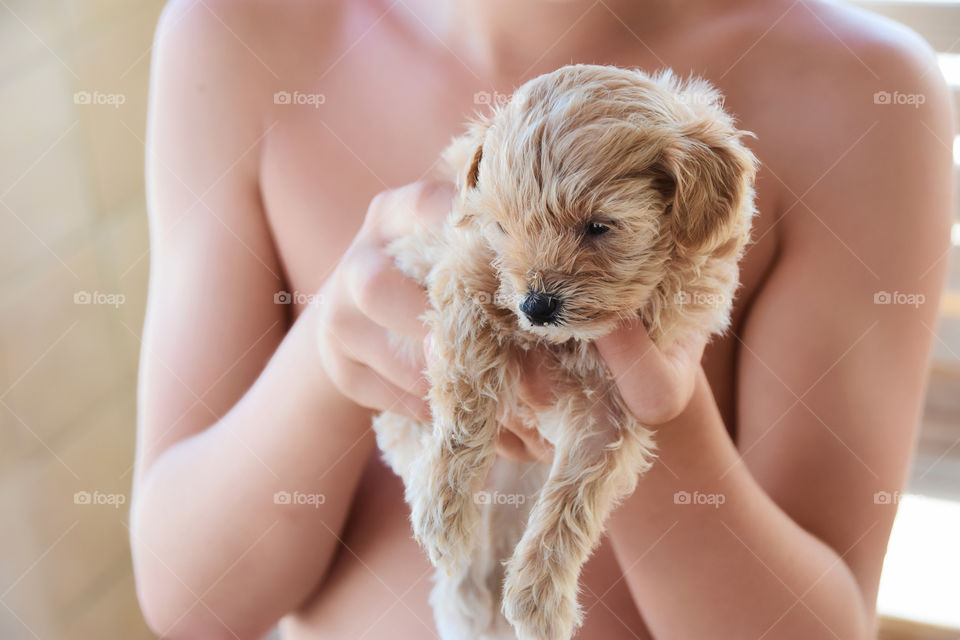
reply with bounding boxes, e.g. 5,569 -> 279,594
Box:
74,90 -> 126,108
675,290 -> 727,307
273,490 -> 326,508
673,490 -> 726,509
873,490 -> 902,505
677,92 -> 723,109
873,91 -> 925,108
873,291 -> 925,309
474,490 -> 527,507
74,490 -> 126,509
472,290 -> 522,308
274,90 -> 326,109
74,290 -> 125,308
274,290 -> 324,307
474,90 -> 511,107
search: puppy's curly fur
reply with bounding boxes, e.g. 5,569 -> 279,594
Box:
373,64 -> 756,640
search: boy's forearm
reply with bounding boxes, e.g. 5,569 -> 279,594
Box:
605,371 -> 868,640
132,306 -> 375,639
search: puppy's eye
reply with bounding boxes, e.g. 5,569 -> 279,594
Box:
495,222 -> 507,235
585,222 -> 611,236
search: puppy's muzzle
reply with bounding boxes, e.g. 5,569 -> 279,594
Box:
520,291 -> 560,326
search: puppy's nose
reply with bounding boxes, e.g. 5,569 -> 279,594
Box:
520,291 -> 559,325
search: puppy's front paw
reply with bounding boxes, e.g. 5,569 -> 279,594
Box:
502,545 -> 581,640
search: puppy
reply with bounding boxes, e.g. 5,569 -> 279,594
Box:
373,64 -> 756,640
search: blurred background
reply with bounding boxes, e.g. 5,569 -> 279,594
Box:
0,1 -> 956,639
1,1 -> 162,639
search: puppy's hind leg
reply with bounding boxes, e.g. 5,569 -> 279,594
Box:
431,457 -> 546,640
502,397 -> 655,640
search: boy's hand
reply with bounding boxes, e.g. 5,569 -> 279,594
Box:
596,320 -> 707,426
485,321 -> 707,464
317,182 -> 453,421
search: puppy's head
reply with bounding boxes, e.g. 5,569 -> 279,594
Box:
448,65 -> 756,344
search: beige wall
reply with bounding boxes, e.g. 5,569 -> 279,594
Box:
0,1 -> 164,638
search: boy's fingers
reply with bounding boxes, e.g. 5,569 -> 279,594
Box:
516,356 -> 555,409
329,312 -> 428,396
663,331 -> 708,385
497,415 -> 554,463
369,181 -> 455,241
497,426 -> 537,462
346,244 -> 431,339
595,321 -> 704,425
319,344 -> 430,421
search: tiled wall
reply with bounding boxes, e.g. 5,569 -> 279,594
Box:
0,1 -> 164,638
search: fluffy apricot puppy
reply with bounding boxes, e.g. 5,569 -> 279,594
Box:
373,64 -> 757,640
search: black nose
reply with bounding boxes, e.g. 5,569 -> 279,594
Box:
520,291 -> 560,325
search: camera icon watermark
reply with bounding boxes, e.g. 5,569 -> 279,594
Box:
74,90 -> 126,108
673,490 -> 726,509
873,91 -> 925,108
74,490 -> 126,509
274,90 -> 326,109
677,92 -> 724,109
675,290 -> 727,307
873,490 -> 902,505
473,290 -> 522,308
273,490 -> 326,508
873,291 -> 925,309
74,290 -> 125,308
274,290 -> 324,307
474,490 -> 527,507
472,291 -> 494,305
473,90 -> 511,107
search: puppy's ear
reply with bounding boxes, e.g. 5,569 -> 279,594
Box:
464,144 -> 483,190
657,113 -> 756,252
441,116 -> 491,227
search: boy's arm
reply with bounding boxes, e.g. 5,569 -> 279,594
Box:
602,23 -> 954,639
132,4 -> 373,638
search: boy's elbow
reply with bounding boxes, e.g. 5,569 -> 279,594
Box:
130,515 -> 269,640
134,569 -> 267,640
